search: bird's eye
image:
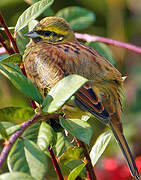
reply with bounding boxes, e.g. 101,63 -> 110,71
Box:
36,30 -> 52,36
44,31 -> 52,36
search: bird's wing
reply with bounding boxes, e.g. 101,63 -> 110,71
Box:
75,86 -> 110,124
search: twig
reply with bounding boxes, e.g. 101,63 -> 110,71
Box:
48,146 -> 64,180
0,33 -> 14,55
75,33 -> 141,55
0,110 -> 41,168
0,11 -> 19,53
75,138 -> 97,180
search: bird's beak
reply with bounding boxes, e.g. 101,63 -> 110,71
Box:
24,30 -> 39,38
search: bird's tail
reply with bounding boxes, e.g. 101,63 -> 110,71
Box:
109,122 -> 140,180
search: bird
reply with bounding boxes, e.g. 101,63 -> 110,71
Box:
23,16 -> 139,179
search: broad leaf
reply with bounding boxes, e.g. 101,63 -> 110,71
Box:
8,139 -> 47,180
53,132 -> 72,157
60,117 -> 93,144
0,122 -> 8,139
0,122 -> 20,140
16,27 -> 29,55
15,0 -> 54,32
90,131 -> 112,166
23,122 -> 41,142
0,107 -> 34,123
68,163 -> 86,180
56,6 -> 95,30
28,20 -> 38,31
42,75 -> 87,113
59,147 -> 84,166
0,63 -> 43,104
43,8 -> 54,16
8,139 -> 31,174
0,54 -> 22,64
37,122 -> 54,151
16,20 -> 38,55
0,172 -> 35,180
87,42 -> 115,66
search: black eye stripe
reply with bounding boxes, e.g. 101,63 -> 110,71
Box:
35,30 -> 52,36
35,30 -> 64,38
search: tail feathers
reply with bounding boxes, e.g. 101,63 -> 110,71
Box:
109,123 -> 140,180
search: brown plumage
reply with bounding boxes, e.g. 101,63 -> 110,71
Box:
23,17 -> 139,179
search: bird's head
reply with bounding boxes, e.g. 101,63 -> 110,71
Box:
25,17 -> 76,44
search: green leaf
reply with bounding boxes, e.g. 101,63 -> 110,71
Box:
28,20 -> 38,31
0,122 -> 21,140
60,117 -> 93,144
0,122 -> 8,139
0,54 -> 9,61
0,63 -> 43,104
8,139 -> 32,175
8,139 -> 47,180
87,42 -> 115,66
43,8 -> 54,16
16,27 -> 29,55
56,6 -> 95,30
68,163 -> 86,180
90,131 -> 112,166
37,122 -> 54,151
53,132 -> 72,157
0,54 -> 22,64
15,0 -> 54,32
59,147 -> 84,166
42,74 -> 88,113
0,107 -> 34,123
23,122 -> 41,142
0,172 -> 35,180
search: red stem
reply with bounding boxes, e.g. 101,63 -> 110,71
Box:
0,13 -> 37,109
75,33 -> 141,55
0,33 -> 14,55
0,11 -> 19,53
48,146 -> 64,180
75,139 -> 97,180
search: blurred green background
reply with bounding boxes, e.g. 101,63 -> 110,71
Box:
0,0 -> 141,179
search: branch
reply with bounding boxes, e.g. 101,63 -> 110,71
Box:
0,33 -> 14,55
0,11 -> 19,53
75,138 -> 97,180
48,146 -> 64,180
75,33 -> 141,55
0,110 -> 41,168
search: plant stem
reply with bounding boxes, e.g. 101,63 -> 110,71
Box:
75,33 -> 141,54
48,146 -> 64,180
0,11 -> 19,53
0,33 -> 14,55
0,111 -> 41,168
75,139 -> 97,180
